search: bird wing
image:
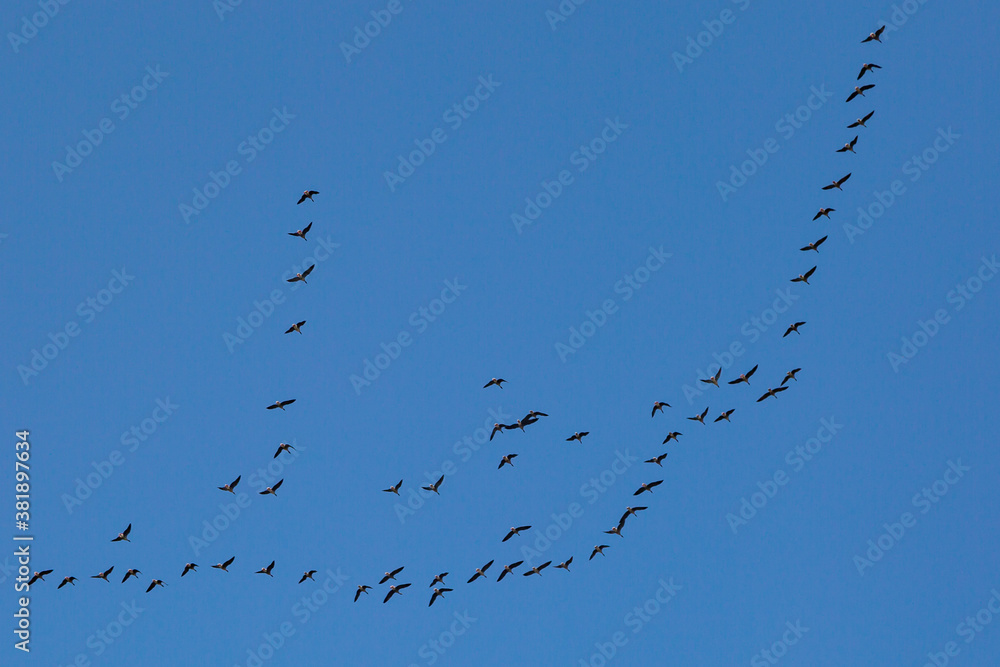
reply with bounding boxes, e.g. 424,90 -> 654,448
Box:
303,222 -> 312,233
302,265 -> 315,277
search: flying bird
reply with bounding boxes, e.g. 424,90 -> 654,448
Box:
556,557 -> 573,572
566,432 -> 589,443
604,525 -> 623,537
383,480 -> 403,495
285,320 -> 307,334
858,63 -> 882,79
590,545 -> 610,560
846,85 -> 875,102
489,423 -> 506,441
467,560 -> 494,583
645,453 -> 668,466
687,407 -> 709,424
781,368 -> 802,386
429,587 -> 453,606
181,563 -> 198,577
299,570 -> 317,584
146,579 -> 166,593
822,173 -> 852,190
91,566 -> 114,582
522,410 -> 549,420
212,557 -> 235,572
837,136 -> 859,154
28,570 -> 53,585
383,583 -> 411,603
112,523 -> 132,542
783,322 -> 807,337
523,561 -> 551,577
259,479 -> 284,496
218,475 -> 241,493
286,265 -> 315,284
651,401 -> 671,417
756,387 -> 789,402
122,569 -> 141,583
498,454 -> 518,469
729,364 -> 758,386
503,526 -> 532,542
662,431 -> 682,444
256,561 -> 275,577
700,368 -> 722,387
800,236 -> 828,252
506,416 -> 539,432
380,567 -> 404,584
273,443 -> 295,458
430,573 -> 449,587
355,585 -> 371,602
288,222 -> 313,240
619,506 -> 647,529
714,409 -> 735,423
497,561 -> 524,581
267,399 -> 296,411
58,576 -> 77,589
848,111 -> 875,128
634,480 -> 663,496
422,475 -> 444,494
813,208 -> 835,220
297,190 -> 319,204
791,267 -> 817,285
862,26 -> 886,43
483,378 -> 506,389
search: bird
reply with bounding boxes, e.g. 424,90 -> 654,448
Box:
212,557 -> 235,572
498,454 -> 518,469
813,208 -> 835,220
756,387 -> 789,402
467,560 -> 494,583
506,416 -> 539,432
383,480 -> 403,495
58,576 -> 77,589
355,585 -> 371,602
618,507 -> 647,529
687,407 -> 709,424
700,368 -> 722,387
297,190 -> 319,205
846,85 -> 875,102
590,545 -> 610,560
122,569 -> 141,583
497,561 -> 524,581
781,368 -> 802,386
91,566 -> 114,582
714,409 -> 735,423
645,453 -> 668,466
299,570 -> 317,584
288,222 -> 313,240
273,443 -> 295,458
566,432 -> 589,443
28,570 -> 53,585
256,561 -> 275,577
267,399 -> 296,411
146,579 -> 166,593
429,587 -> 453,606
822,173 -> 852,190
800,236 -> 828,252
858,63 -> 882,79
837,136 -> 859,154
259,479 -> 284,496
848,111 -> 875,129
483,378 -> 506,389
729,364 -> 758,386
111,523 -> 132,542
430,573 -> 449,587
218,475 -> 241,493
503,526 -> 532,542
662,431 -> 682,444
523,561 -> 552,577
284,320 -> 307,334
791,267 -> 817,285
286,265 -> 315,284
489,423 -> 506,441
604,525 -> 623,537
422,475 -> 444,494
783,322 -> 807,337
380,567 -> 404,584
651,401 -> 671,417
522,410 -> 549,420
634,480 -> 663,496
181,563 -> 198,577
555,557 -> 573,572
383,583 -> 411,603
861,26 -> 885,43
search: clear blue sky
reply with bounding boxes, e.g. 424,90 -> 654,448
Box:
4,1 -> 999,665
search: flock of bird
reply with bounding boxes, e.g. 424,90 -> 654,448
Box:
36,25 -> 890,612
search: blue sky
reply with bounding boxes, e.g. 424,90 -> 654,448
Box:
3,0 -> 999,665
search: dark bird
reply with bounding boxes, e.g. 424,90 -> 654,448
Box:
383,583 -> 411,603
58,576 -> 77,589
467,560 -> 494,583
813,208 -> 835,220
700,368 -> 722,387
212,557 -> 235,572
645,453 -> 668,466
837,136 -> 859,154
146,579 -> 166,593
380,567 -> 404,584
781,368 -> 802,386
522,410 -> 549,420
800,236 -> 828,252
858,63 -> 882,79
503,526 -> 532,542
498,454 -> 518,469
91,566 -> 114,582
256,561 -> 275,577
634,480 -> 663,496
355,585 -> 371,602
861,26 -> 886,43
489,422 -> 506,441
604,525 -> 623,537
848,111 -> 875,129
714,409 -> 735,423
273,443 -> 295,458
618,507 -> 647,529
556,557 -> 573,572
729,364 -> 759,386
483,378 -> 506,389
497,561 -> 524,581
756,387 -> 789,402
288,221 -> 313,240
181,563 -> 197,577
422,475 -> 444,494
651,401 -> 671,417
783,322 -> 807,337
687,407 -> 709,424
259,479 -> 284,496
286,265 -> 314,284
297,190 -> 319,205
590,545 -> 609,560
429,587 -> 453,606
846,85 -> 875,102
506,416 -> 539,432
662,431 -> 682,444
566,432 -> 589,443
267,399 -> 296,411
299,570 -> 317,584
218,475 -> 241,493
285,320 -> 307,334
122,569 -> 141,583
28,570 -> 53,585
430,573 -> 449,587
112,523 -> 132,542
791,267 -> 817,285
383,480 -> 403,495
523,561 -> 551,577
822,173 -> 852,190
